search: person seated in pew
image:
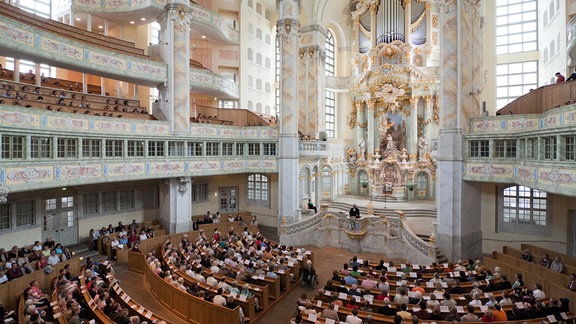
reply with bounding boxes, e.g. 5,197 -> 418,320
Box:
568,273 -> 576,291
521,249 -> 533,262
539,253 -> 552,268
412,299 -> 430,320
460,305 -> 479,322
550,256 -> 565,273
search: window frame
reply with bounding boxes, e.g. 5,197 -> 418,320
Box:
498,185 -> 550,235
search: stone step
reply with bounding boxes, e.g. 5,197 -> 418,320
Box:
67,242 -> 100,261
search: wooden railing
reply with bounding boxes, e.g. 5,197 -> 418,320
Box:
497,80 -> 576,115
194,104 -> 271,126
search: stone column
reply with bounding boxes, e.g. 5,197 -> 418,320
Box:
370,3 -> 377,47
13,60 -> 20,82
424,95 -> 435,141
158,1 -> 191,134
158,177 -> 192,234
408,96 -> 420,160
404,0 -> 411,44
298,24 -> 326,138
366,99 -> 376,158
277,0 -> 301,227
436,0 -> 483,260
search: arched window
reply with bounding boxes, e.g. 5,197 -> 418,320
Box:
256,28 -> 262,40
265,58 -> 271,69
256,3 -> 262,15
321,167 -> 332,195
265,82 -> 271,93
256,79 -> 262,90
325,30 -> 335,138
256,53 -> 262,65
248,174 -> 268,205
247,75 -> 253,88
247,100 -> 253,110
325,30 -> 335,76
248,48 -> 253,61
256,103 -> 262,112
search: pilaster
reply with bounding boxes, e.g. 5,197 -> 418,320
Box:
408,96 -> 420,159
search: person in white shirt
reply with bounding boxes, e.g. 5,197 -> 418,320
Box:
533,283 -> 546,300
47,250 -> 60,266
0,270 -> 8,284
468,293 -> 483,307
345,308 -> 363,324
206,276 -> 219,287
139,230 -> 148,241
213,288 -> 227,306
32,241 -> 42,252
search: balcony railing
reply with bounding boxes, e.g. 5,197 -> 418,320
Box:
298,140 -> 329,157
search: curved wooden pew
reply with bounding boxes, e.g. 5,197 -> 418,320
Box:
137,252 -> 237,324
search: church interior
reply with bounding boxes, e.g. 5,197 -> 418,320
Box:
2,0 -> 576,323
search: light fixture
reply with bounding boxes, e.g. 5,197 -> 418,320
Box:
201,35 -> 206,39
129,21 -> 135,24
141,18 -> 146,21
62,187 -> 67,191
75,18 -> 81,21
98,25 -> 103,29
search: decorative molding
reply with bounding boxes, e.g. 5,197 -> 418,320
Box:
0,186 -> 8,204
178,176 -> 191,196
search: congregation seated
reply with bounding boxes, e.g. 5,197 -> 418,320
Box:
0,237 -> 72,281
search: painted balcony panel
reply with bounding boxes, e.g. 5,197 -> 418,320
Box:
0,15 -> 166,87
0,105 -> 279,193
190,68 -> 239,99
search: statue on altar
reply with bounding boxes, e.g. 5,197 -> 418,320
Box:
358,137 -> 366,160
418,137 -> 428,162
347,147 -> 357,165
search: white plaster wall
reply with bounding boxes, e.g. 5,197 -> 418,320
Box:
539,0 -> 567,86
480,183 -> 573,254
239,1 -> 276,115
190,174 -> 279,228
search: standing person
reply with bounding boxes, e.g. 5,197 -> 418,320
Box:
349,204 -> 360,230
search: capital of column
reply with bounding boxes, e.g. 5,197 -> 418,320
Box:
276,18 -> 300,40
298,45 -> 326,62
354,101 -> 364,111
166,3 -> 191,32
409,95 -> 420,107
366,98 -> 377,110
